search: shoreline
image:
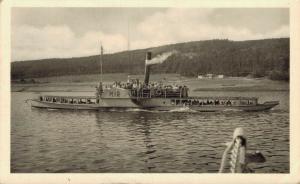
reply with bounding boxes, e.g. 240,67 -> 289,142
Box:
11,74 -> 289,93
11,83 -> 289,93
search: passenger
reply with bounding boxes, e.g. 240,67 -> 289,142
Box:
133,82 -> 137,88
164,86 -> 168,97
174,85 -> 179,90
182,86 -> 186,97
184,86 -> 189,97
180,86 -> 184,98
194,100 -> 198,105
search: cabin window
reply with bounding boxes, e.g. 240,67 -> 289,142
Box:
214,99 -> 220,105
203,99 -> 211,105
249,100 -> 256,105
193,100 -> 197,105
225,100 -> 232,106
79,99 -> 87,104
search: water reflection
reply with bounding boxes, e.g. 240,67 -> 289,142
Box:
129,112 -> 156,171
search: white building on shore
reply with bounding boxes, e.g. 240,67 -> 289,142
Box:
217,74 -> 224,79
198,74 -> 225,79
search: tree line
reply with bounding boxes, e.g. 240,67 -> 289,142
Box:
11,38 -> 289,81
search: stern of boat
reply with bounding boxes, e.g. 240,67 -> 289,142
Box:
247,100 -> 280,111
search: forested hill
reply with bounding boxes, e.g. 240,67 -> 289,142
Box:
11,38 -> 289,81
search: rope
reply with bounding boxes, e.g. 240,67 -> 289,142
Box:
219,128 -> 266,173
218,141 -> 234,173
219,137 -> 245,173
230,138 -> 242,173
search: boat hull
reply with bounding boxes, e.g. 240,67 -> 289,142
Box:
190,103 -> 278,112
31,100 -> 100,110
30,99 -> 279,112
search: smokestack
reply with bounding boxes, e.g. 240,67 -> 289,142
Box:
144,52 -> 152,85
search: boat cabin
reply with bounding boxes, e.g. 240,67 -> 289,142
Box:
97,81 -> 188,99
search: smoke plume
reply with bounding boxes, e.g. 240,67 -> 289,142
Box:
145,50 -> 176,66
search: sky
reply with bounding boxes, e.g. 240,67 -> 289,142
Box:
11,8 -> 289,61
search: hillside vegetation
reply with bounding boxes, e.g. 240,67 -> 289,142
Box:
11,38 -> 289,81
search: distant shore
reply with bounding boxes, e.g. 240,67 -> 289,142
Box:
11,73 -> 289,93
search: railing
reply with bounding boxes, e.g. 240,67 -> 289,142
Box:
130,89 -> 183,99
219,127 -> 266,173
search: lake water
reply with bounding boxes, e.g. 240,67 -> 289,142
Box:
11,89 -> 289,173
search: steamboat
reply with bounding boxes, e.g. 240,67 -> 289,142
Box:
30,49 -> 279,112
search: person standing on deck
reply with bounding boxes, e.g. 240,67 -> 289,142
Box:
96,82 -> 103,103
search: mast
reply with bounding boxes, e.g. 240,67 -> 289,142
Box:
127,19 -> 130,55
100,43 -> 103,83
127,19 -> 131,76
